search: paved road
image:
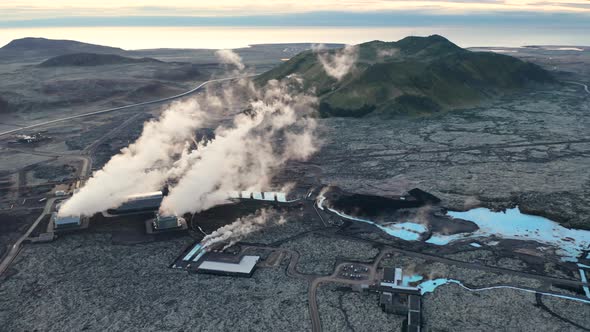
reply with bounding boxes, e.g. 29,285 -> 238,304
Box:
82,112 -> 144,155
308,250 -> 387,332
0,197 -> 57,276
327,231 -> 589,288
0,76 -> 248,138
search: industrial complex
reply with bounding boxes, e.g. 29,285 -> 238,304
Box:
106,191 -> 164,215
2,166 -> 590,332
29,184 -> 590,332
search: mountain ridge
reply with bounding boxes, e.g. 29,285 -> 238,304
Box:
0,37 -> 126,59
258,34 -> 554,117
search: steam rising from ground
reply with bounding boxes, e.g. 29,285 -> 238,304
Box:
160,78 -> 317,215
377,48 -> 398,59
58,102 -> 204,217
59,50 -> 318,218
313,44 -> 358,81
201,209 -> 285,250
215,49 -> 246,71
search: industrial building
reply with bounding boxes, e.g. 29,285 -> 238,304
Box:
153,214 -> 181,230
196,253 -> 260,277
51,212 -> 81,229
377,267 -> 422,332
172,242 -> 260,277
107,191 -> 163,215
146,213 -> 188,234
228,190 -> 288,202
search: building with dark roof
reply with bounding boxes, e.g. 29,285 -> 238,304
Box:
378,267 -> 422,332
172,243 -> 260,278
107,191 -> 163,215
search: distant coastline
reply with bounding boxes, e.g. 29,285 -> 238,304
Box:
1,25 -> 589,50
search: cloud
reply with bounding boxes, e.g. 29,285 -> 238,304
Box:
2,0 -> 590,17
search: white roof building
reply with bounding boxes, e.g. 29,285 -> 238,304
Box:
263,192 -> 276,201
197,255 -> 260,277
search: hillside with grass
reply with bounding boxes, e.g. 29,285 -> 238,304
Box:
258,35 -> 554,117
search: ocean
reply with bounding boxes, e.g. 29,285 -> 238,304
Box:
0,25 -> 589,50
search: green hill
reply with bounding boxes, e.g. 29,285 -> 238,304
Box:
257,35 -> 554,117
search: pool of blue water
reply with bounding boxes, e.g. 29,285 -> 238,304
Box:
427,206 -> 590,262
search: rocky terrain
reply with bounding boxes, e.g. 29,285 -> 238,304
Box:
0,39 -> 589,331
0,234 -> 312,331
313,82 -> 590,229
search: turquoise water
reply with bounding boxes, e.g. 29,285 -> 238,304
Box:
318,191 -> 590,262
402,274 -> 424,286
427,207 -> 590,262
418,278 -> 456,294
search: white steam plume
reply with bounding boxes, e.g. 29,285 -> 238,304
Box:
58,101 -> 204,217
313,44 -> 358,81
215,49 -> 245,71
377,48 -> 398,60
201,209 -> 285,250
159,77 -> 318,216
58,52 -> 318,218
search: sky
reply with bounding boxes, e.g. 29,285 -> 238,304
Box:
1,0 -> 589,48
1,0 -> 589,27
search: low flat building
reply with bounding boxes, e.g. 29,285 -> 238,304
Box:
194,253 -> 260,277
276,193 -> 287,202
227,190 -> 289,202
51,212 -> 81,229
107,191 -> 163,215
263,192 -> 276,201
378,267 -> 422,332
146,214 -> 187,234
228,191 -> 241,199
153,215 -> 181,230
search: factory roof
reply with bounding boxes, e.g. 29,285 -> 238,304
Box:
263,192 -> 276,201
227,190 -> 289,202
276,193 -> 287,202
198,255 -> 260,274
183,244 -> 204,261
383,267 -> 396,283
126,191 -> 163,200
51,212 -> 81,227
